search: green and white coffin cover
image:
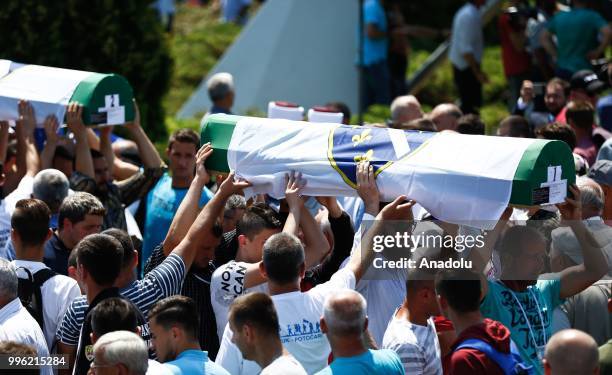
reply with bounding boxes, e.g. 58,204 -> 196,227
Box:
202,114 -> 576,229
0,60 -> 134,126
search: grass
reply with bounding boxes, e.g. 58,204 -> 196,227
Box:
163,4 -> 511,136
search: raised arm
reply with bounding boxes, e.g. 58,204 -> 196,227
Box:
300,201 -> 330,269
349,194 -> 415,282
469,207 -> 512,299
163,143 -> 213,255
3,101 -> 39,195
0,122 -> 8,187
98,126 -> 115,176
557,185 -> 608,299
282,171 -> 305,236
170,171 -> 250,270
40,115 -> 59,171
347,162 -> 415,282
66,102 -> 95,179
124,100 -> 163,169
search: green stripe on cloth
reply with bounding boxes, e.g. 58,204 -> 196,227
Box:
510,139 -> 576,206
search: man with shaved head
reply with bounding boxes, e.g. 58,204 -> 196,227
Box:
390,95 -> 424,127
543,329 -> 599,375
316,289 -> 404,375
430,103 -> 463,131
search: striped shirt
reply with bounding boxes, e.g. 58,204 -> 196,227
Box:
55,253 -> 186,346
382,312 -> 443,375
144,233 -> 239,361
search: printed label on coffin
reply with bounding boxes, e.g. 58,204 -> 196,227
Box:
327,125 -> 435,189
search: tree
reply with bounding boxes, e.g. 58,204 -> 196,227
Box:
0,0 -> 172,141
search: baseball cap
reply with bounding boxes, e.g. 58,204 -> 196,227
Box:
570,70 -> 605,95
587,160 -> 612,186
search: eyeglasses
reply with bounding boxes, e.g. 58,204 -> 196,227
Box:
89,361 -> 116,373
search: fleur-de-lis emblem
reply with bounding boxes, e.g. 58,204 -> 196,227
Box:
354,149 -> 374,163
351,129 -> 372,147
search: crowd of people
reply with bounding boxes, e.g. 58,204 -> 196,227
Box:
0,1 -> 611,375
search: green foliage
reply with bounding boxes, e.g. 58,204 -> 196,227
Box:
351,105 -> 390,125
0,0 -> 172,141
403,46 -> 509,134
165,5 -> 241,116
155,116 -> 201,156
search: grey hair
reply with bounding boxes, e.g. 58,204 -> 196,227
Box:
58,192 -> 105,230
0,259 -> 18,300
323,290 -> 367,336
225,194 -> 247,211
93,331 -> 148,375
577,176 -> 605,212
580,185 -> 604,212
32,169 -> 70,213
207,72 -> 234,102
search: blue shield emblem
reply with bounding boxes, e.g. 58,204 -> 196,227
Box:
327,125 -> 435,189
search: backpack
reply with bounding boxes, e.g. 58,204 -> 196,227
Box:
454,338 -> 534,375
17,267 -> 57,330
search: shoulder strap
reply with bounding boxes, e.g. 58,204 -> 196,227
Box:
16,267 -> 54,331
33,268 -> 57,285
17,267 -> 35,301
454,338 -> 518,375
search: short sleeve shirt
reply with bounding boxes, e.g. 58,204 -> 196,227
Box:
210,261 -> 268,340
361,0 -> 388,66
480,279 -> 564,373
546,8 -> 607,72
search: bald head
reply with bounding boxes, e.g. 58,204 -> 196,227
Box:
391,95 -> 423,125
544,329 -> 599,375
322,290 -> 367,337
430,103 -> 463,131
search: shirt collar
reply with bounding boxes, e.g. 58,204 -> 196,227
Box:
12,260 -> 48,273
585,216 -> 603,222
0,298 -> 23,322
176,350 -> 206,360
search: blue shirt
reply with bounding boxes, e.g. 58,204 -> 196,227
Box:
315,349 -> 405,375
222,0 -> 251,25
481,279 -> 564,375
360,0 -> 388,66
164,350 -> 229,375
597,94 -> 612,132
141,173 -> 213,276
546,8 -> 607,73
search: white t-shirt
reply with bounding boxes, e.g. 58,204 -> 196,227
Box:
0,175 -> 34,251
146,359 -> 170,375
382,313 -> 442,375
449,3 -> 483,69
216,268 -> 356,375
210,260 -> 268,340
261,354 -> 307,375
0,298 -> 52,375
12,260 -> 81,350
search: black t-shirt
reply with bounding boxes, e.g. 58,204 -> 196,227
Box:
73,288 -> 147,375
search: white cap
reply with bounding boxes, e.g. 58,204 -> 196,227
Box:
267,101 -> 304,121
307,106 -> 344,124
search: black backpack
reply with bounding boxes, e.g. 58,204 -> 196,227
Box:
17,267 -> 57,330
